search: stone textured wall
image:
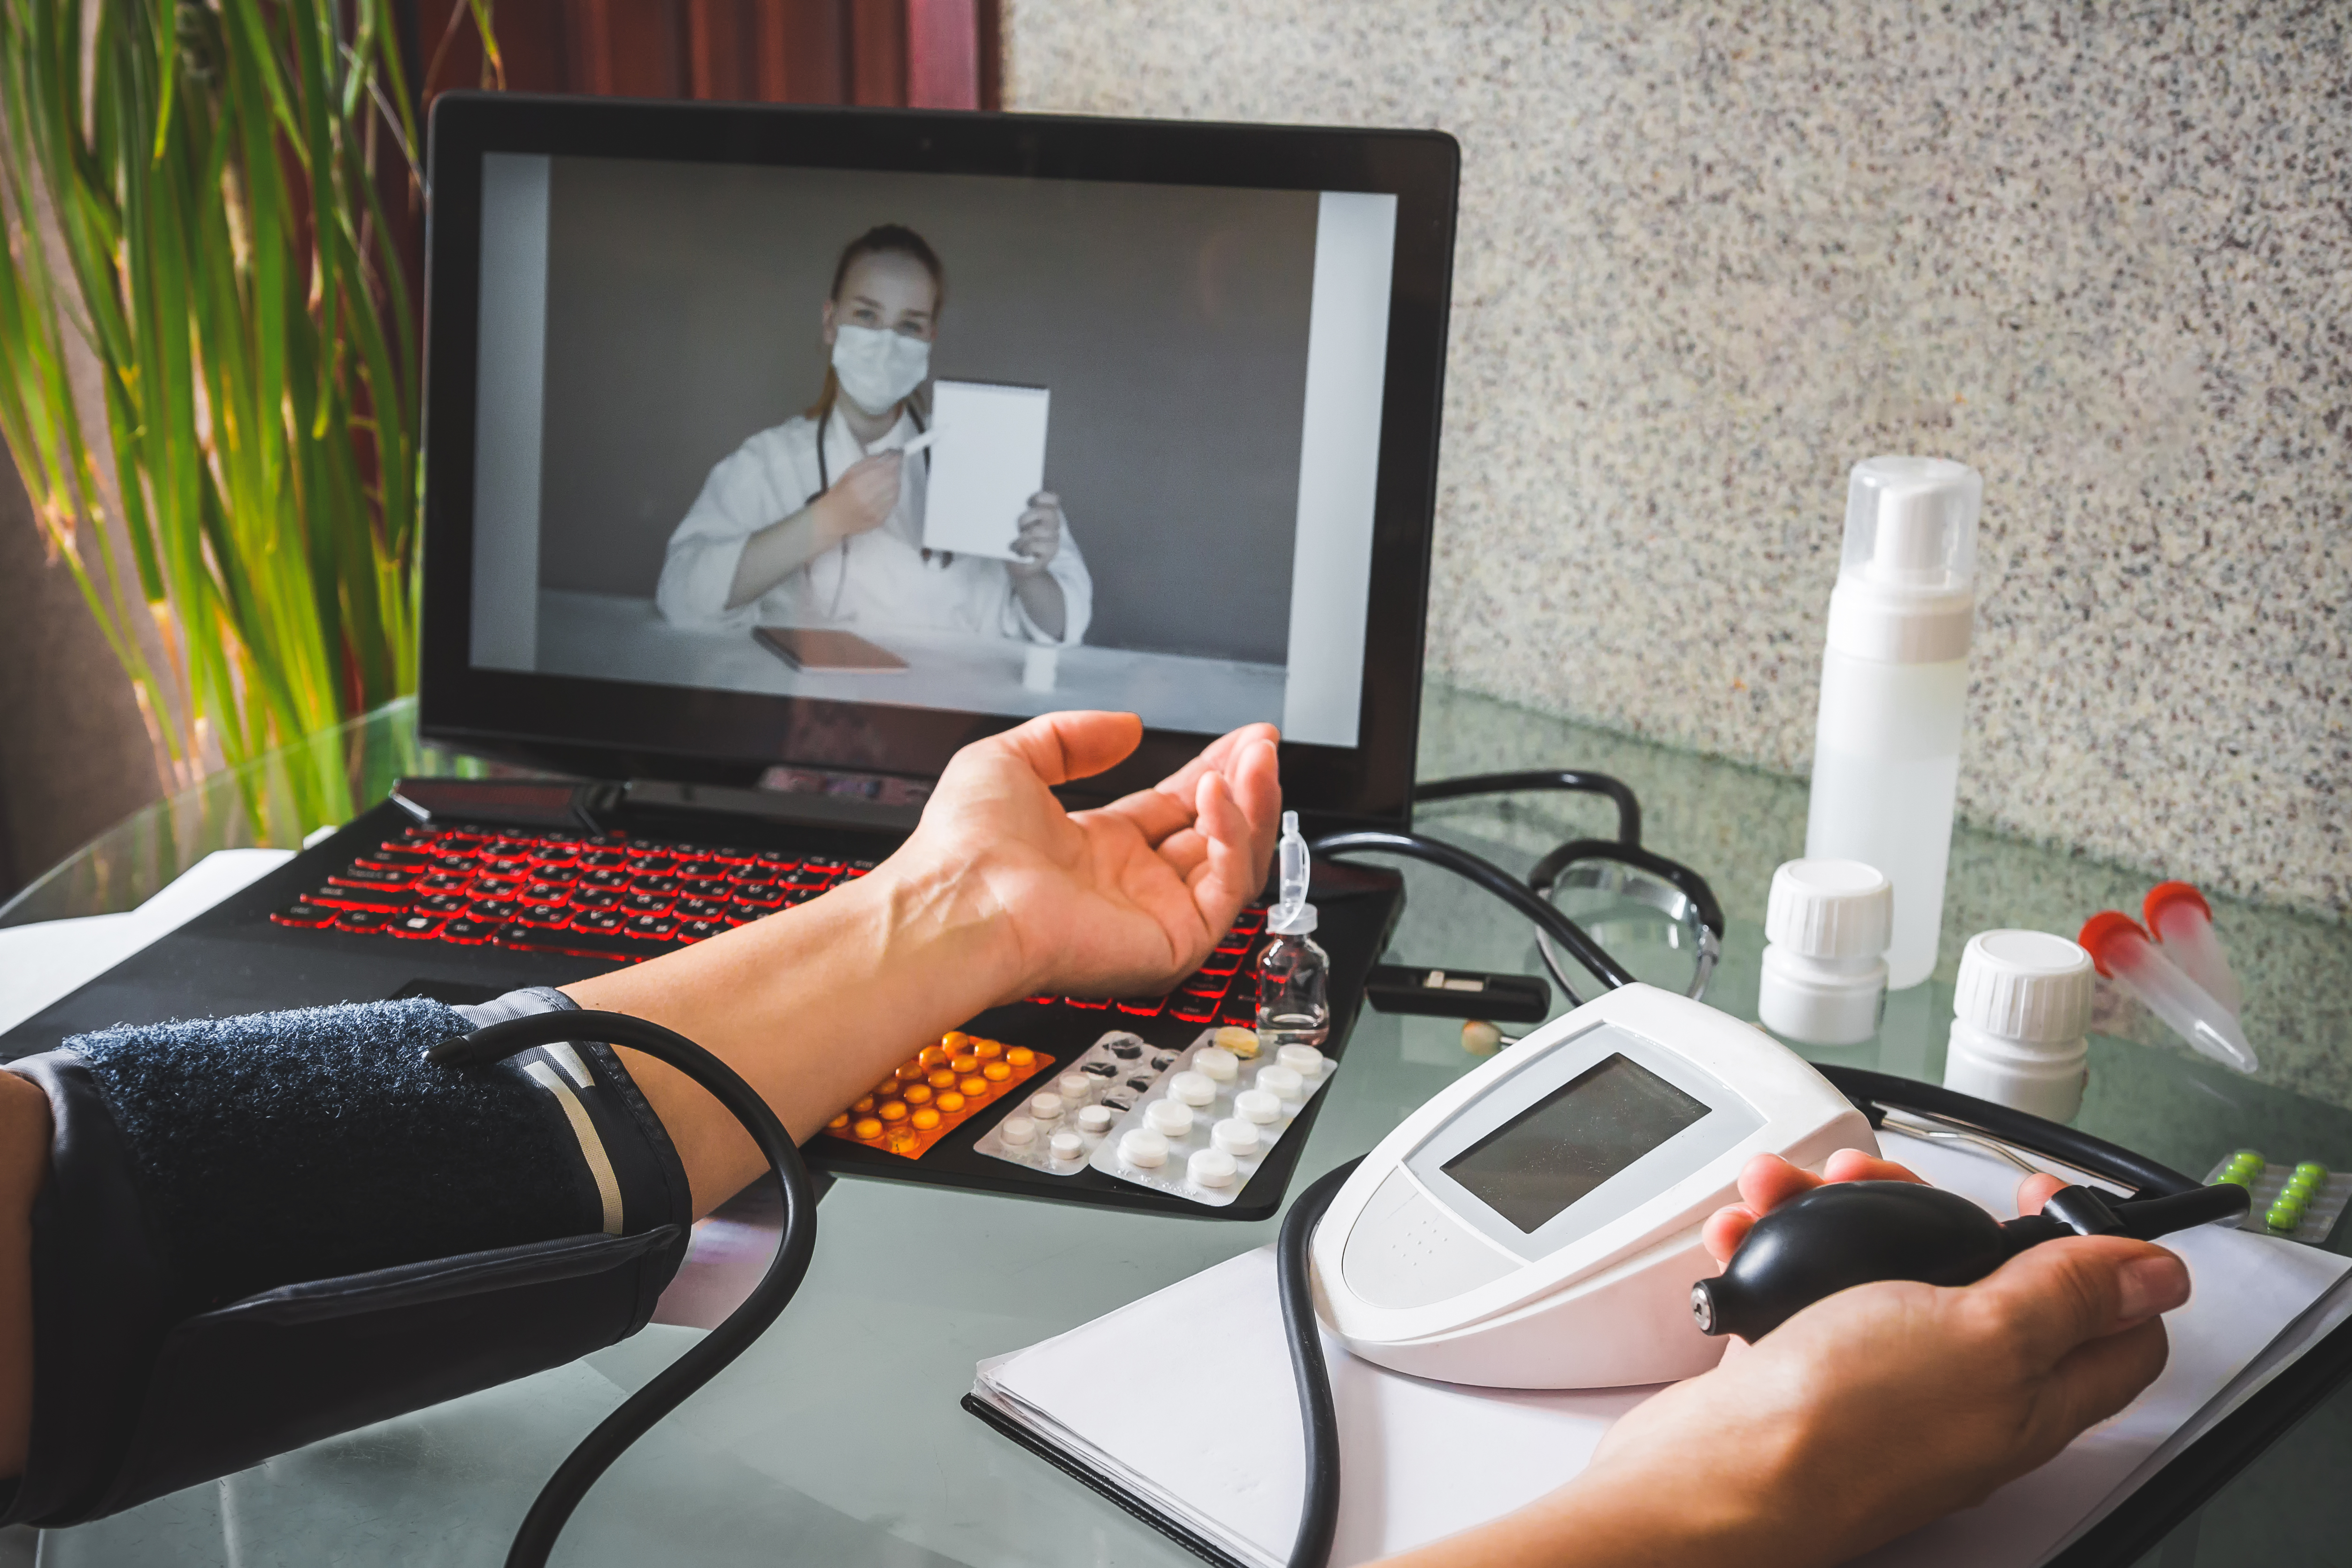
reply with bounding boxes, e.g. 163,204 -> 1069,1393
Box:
1006,0 -> 2351,921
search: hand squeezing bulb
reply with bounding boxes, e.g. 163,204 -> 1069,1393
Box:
1254,812 -> 1331,1050
1694,1177 -> 2247,1342
2079,912 -> 2257,1074
2143,882 -> 2243,1016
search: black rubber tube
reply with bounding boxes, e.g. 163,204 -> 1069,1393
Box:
1309,830 -> 1641,992
431,1011 -> 820,1568
1413,770 -> 1643,847
2114,1184 -> 2252,1238
1279,1157 -> 1362,1568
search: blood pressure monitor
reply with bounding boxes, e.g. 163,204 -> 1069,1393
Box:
1311,984 -> 1876,1388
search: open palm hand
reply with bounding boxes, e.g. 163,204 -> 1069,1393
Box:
899,711 -> 1282,1006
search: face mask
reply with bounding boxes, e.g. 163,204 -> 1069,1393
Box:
830,323 -> 931,417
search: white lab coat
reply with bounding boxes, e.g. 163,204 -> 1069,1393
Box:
655,407 -> 1093,645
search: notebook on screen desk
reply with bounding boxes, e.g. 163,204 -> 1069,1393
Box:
0,93 -> 1460,1221
753,626 -> 909,672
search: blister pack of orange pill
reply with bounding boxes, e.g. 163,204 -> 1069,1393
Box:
821,1031 -> 1057,1159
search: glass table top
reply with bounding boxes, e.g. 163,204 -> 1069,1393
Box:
0,697 -> 501,930
20,687 -> 2352,1567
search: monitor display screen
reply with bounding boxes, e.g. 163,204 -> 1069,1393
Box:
1442,1054 -> 1712,1235
464,153 -> 1396,749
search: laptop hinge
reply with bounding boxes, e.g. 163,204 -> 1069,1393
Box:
391,777 -> 616,829
623,768 -> 932,834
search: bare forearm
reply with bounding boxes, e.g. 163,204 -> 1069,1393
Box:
565,857 -> 1019,1213
725,507 -> 830,609
1014,571 -> 1066,640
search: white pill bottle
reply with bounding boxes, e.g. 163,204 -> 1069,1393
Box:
1803,457 -> 1982,990
1756,859 -> 1892,1047
1943,930 -> 2096,1122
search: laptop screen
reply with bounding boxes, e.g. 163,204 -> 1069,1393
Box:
422,99 -> 1456,824
468,154 -> 1391,748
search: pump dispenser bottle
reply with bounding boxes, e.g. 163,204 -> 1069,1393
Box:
1255,812 -> 1330,1049
1803,457 -> 1982,990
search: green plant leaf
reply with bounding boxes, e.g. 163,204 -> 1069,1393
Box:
0,0 -> 496,799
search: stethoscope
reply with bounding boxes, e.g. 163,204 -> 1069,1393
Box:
814,397 -> 939,622
447,770 -> 2242,1568
1319,770 -> 1726,1006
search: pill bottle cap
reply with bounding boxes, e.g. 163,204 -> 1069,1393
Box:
1267,811 -> 1320,934
1764,859 -> 1892,959
1954,930 -> 2096,1044
1826,456 -> 1982,663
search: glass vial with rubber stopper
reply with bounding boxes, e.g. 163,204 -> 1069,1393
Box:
1803,457 -> 1982,990
1255,811 -> 1330,1050
1756,859 -> 1892,1046
2142,882 -> 2242,1016
1942,930 -> 2096,1122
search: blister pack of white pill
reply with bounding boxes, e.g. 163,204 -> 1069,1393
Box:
1089,1030 -> 1334,1207
974,1029 -> 1192,1176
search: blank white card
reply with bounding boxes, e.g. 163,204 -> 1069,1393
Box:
921,379 -> 1049,561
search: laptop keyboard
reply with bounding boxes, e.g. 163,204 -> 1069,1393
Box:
273,822 -> 1268,1023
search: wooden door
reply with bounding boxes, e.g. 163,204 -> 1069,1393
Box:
409,0 -> 997,110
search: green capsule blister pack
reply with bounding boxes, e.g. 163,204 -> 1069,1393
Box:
2203,1152 -> 2351,1245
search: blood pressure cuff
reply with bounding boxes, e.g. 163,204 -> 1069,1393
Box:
0,986 -> 692,1527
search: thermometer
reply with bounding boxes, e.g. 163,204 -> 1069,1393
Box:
1310,983 -> 1875,1388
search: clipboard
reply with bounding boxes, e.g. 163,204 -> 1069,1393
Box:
752,626 -> 908,673
921,380 -> 1049,561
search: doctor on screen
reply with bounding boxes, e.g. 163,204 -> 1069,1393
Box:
655,225 -> 1092,645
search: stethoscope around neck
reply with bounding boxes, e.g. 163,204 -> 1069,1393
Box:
816,396 -> 941,621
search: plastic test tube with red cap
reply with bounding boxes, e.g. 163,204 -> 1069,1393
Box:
2078,912 -> 2257,1074
2143,882 -> 2244,1017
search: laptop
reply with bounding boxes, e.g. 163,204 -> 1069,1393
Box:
0,94 -> 1460,1220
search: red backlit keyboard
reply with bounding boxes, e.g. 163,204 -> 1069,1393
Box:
270,823 -> 871,965
273,821 -> 1269,1019
1024,902 -> 1268,1027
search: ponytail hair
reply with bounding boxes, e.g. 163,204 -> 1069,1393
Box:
806,223 -> 947,425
